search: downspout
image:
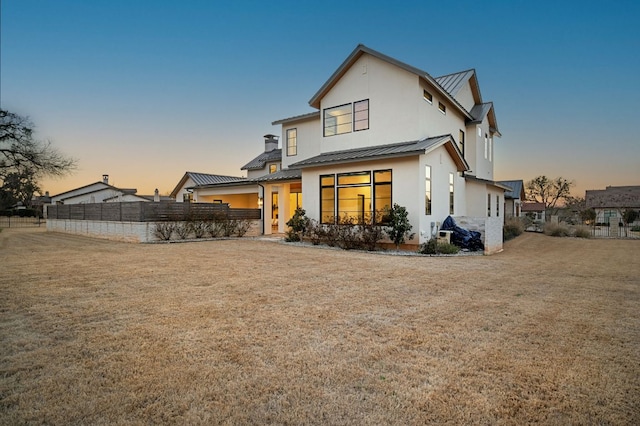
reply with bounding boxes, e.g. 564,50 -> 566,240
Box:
257,183 -> 265,236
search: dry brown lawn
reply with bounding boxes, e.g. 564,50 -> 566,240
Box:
1,227 -> 638,425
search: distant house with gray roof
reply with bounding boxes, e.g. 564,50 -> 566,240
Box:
585,185 -> 640,225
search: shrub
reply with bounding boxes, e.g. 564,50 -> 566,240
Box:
360,222 -> 385,251
573,226 -> 592,238
174,222 -> 191,239
503,218 -> 524,241
154,222 -> 175,241
385,204 -> 415,249
544,223 -> 571,237
191,220 -> 208,238
632,226 -> 640,232
418,238 -> 460,255
305,219 -> 324,245
235,219 -> 252,237
285,208 -> 308,242
336,216 -> 362,250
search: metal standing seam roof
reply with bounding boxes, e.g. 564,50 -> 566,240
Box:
241,149 -> 282,170
435,70 -> 476,98
187,172 -> 247,186
498,180 -> 525,199
252,168 -> 302,182
289,135 -> 467,170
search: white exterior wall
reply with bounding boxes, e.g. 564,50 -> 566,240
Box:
454,81 -> 475,112
418,81 -> 468,140
419,147 -> 466,242
193,185 -> 258,203
50,183 -> 109,204
320,55 -> 421,152
281,117 -> 321,170
174,177 -> 196,202
55,187 -> 128,204
469,119 -> 494,181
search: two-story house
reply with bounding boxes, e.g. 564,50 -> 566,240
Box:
177,44 -> 508,252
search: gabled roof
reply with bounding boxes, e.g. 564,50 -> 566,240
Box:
308,44 -> 473,120
498,180 -> 525,200
170,172 -> 247,197
585,186 -> 640,209
470,102 -> 500,136
241,149 -> 282,171
51,181 -> 136,201
51,181 -> 110,199
289,135 -> 469,171
435,69 -> 481,103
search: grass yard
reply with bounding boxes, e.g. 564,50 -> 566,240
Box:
1,227 -> 638,424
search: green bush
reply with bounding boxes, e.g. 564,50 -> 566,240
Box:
632,226 -> 640,232
418,238 -> 460,255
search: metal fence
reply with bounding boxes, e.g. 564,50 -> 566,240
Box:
0,216 -> 45,228
46,202 -> 261,222
590,224 -> 639,238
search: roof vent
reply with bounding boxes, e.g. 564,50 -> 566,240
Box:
264,134 -> 279,152
102,174 -> 109,184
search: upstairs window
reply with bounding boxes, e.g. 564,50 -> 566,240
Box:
459,130 -> 465,157
324,104 -> 351,136
484,133 -> 488,159
423,90 -> 433,103
438,102 -> 446,114
353,99 -> 369,131
286,128 -> 297,156
324,100 -> 369,136
269,164 -> 277,174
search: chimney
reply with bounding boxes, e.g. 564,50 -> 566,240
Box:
264,134 -> 279,152
154,188 -> 160,202
102,174 -> 109,184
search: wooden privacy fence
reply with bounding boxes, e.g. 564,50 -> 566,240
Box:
46,202 -> 261,222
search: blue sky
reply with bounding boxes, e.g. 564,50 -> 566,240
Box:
2,0 -> 639,196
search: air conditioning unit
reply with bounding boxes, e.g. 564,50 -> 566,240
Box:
437,230 -> 452,244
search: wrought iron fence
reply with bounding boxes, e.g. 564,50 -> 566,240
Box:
590,224 -> 639,238
0,216 -> 45,228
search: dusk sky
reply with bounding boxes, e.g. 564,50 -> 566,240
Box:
2,0 -> 639,197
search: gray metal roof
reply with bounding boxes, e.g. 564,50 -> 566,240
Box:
253,168 -> 302,182
289,135 -> 467,170
465,175 -> 513,192
435,70 -> 475,98
241,149 -> 282,170
469,103 -> 493,123
187,172 -> 247,186
498,180 -> 525,200
272,111 -> 320,126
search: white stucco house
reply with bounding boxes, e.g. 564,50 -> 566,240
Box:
175,44 -> 509,252
499,180 -> 525,218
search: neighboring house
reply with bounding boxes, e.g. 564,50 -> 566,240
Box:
181,44 -> 508,252
170,171 -> 253,204
521,202 -> 546,226
49,175 -> 141,205
585,185 -> 640,225
499,180 -> 525,218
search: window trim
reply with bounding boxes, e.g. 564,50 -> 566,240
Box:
286,128 -> 297,157
425,165 -> 432,215
353,99 -> 369,132
423,89 -> 433,104
323,103 -> 352,137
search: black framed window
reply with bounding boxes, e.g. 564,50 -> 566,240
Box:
320,174 -> 335,224
425,165 -> 432,215
286,128 -> 297,156
354,99 -> 369,131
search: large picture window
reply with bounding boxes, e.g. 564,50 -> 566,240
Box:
323,99 -> 369,136
320,169 -> 391,224
286,128 -> 297,156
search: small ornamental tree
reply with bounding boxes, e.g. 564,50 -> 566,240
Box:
385,203 -> 415,249
622,209 -> 639,226
285,207 -> 308,242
